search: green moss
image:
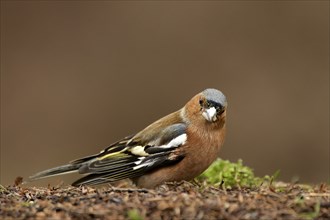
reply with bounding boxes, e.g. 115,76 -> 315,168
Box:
127,209 -> 144,220
197,159 -> 264,189
21,201 -> 34,207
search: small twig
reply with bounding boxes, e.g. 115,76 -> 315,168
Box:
303,193 -> 330,197
0,184 -> 9,193
108,185 -> 150,193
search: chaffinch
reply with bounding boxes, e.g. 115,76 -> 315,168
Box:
29,88 -> 227,188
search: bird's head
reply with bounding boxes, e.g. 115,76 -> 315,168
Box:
199,88 -> 227,123
183,88 -> 227,127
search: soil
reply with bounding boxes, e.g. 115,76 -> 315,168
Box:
0,181 -> 329,220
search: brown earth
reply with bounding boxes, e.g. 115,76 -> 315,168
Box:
0,181 -> 329,220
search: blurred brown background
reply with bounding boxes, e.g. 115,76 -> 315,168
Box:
1,1 -> 329,186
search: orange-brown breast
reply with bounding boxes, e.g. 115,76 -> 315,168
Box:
134,116 -> 226,188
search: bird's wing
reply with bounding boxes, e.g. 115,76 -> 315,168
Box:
29,135 -> 134,182
71,123 -> 187,186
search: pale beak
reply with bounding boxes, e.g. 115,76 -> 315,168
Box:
202,107 -> 217,122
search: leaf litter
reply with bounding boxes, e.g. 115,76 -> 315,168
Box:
0,180 -> 329,220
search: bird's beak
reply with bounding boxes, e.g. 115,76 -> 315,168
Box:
202,107 -> 217,122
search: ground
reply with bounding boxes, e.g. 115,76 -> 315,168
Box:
0,181 -> 329,220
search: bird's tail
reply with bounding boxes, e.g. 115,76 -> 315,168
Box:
28,163 -> 82,182
27,153 -> 99,183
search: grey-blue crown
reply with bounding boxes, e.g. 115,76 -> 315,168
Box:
202,88 -> 227,107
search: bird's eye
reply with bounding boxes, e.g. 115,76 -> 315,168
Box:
216,105 -> 224,114
199,99 -> 203,106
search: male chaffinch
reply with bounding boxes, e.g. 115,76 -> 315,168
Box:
29,88 -> 227,188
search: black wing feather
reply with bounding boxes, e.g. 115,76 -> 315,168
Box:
30,124 -> 187,186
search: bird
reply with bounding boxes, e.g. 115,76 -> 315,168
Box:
29,88 -> 228,188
